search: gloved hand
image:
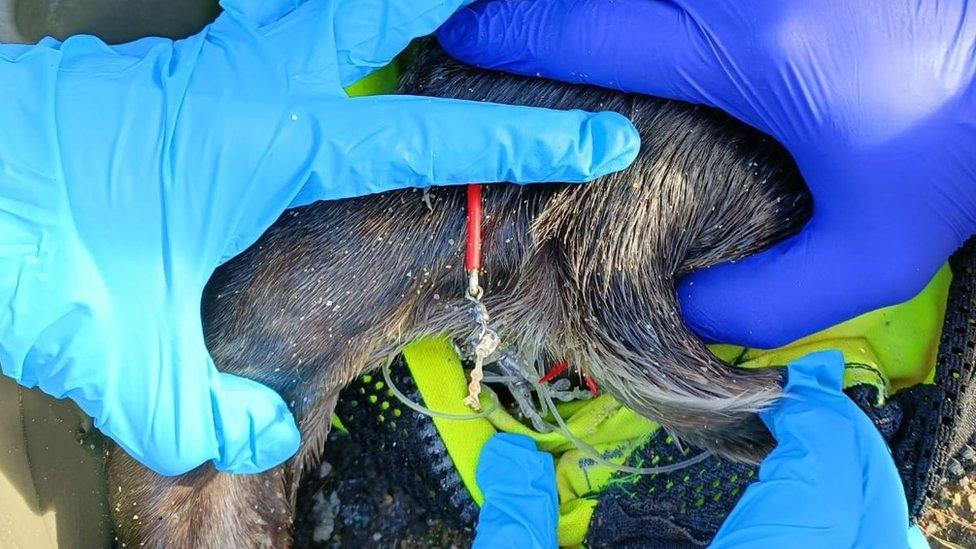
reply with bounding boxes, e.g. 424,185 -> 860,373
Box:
474,433 -> 559,549
472,355 -> 929,548
0,0 -> 639,476
712,351 -> 926,548
438,0 -> 976,349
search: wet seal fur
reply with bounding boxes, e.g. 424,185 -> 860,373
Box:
108,43 -> 810,547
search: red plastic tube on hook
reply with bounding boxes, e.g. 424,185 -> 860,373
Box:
466,184 -> 483,273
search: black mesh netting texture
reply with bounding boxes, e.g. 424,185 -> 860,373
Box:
331,357 -> 480,527
322,239 -> 976,548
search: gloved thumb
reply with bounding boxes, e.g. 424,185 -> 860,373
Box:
94,310 -> 300,477
209,370 -> 301,474
677,215 -> 945,349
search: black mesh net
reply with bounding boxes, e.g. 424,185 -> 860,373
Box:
587,430 -> 755,548
332,357 -> 480,527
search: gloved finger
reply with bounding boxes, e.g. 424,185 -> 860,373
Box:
214,0 -> 475,91
78,319 -> 299,476
210,0 -> 345,96
278,94 -> 640,209
207,94 -> 637,259
716,352 -> 912,547
210,372 -> 301,474
437,0 -> 733,109
218,0 -> 303,27
333,0 -> 476,87
677,215 -> 952,349
907,525 -> 929,548
712,353 -> 867,547
474,434 -> 558,548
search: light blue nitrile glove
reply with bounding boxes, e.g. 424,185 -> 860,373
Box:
0,0 -> 640,476
712,351 -> 926,549
474,433 -> 559,549
438,0 -> 976,350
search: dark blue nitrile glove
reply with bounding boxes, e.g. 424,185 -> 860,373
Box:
474,433 -> 559,549
712,351 -> 925,548
438,0 -> 976,349
0,0 -> 640,476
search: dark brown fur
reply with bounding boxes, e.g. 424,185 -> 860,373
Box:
108,45 -> 810,547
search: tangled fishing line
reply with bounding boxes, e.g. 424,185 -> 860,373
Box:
380,348 -> 711,475
380,184 -> 709,475
383,184 -> 711,475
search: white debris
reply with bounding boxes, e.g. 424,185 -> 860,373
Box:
311,491 -> 341,543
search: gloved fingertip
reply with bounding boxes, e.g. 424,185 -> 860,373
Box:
475,434 -> 558,548
758,351 -> 847,427
487,433 -> 539,452
676,272 -> 736,345
675,227 -> 837,349
906,524 -> 929,549
784,350 -> 846,393
578,111 -> 641,181
218,412 -> 301,474
477,434 -> 554,487
211,373 -> 301,474
437,5 -> 485,63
